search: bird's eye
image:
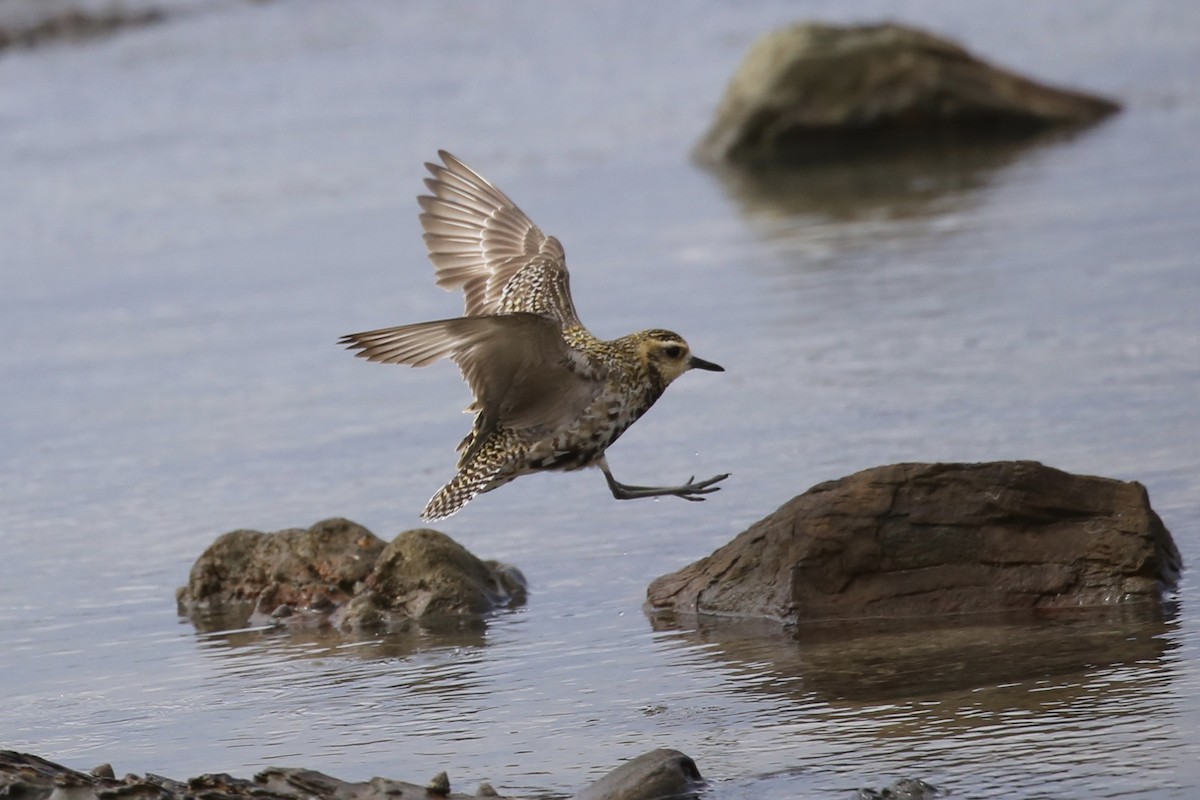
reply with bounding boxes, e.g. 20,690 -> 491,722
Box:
663,345 -> 683,359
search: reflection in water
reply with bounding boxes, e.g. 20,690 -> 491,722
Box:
708,132 -> 1092,221
650,605 -> 1176,705
649,606 -> 1188,797
187,610 -> 496,662
709,146 -> 999,222
703,131 -> 1102,260
179,615 -> 523,768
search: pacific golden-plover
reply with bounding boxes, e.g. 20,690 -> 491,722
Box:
340,151 -> 728,521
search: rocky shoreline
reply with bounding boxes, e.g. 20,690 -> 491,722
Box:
0,749 -> 709,800
0,749 -> 943,800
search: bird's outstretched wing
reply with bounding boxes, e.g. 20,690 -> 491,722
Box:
339,314 -> 597,432
420,151 -> 580,326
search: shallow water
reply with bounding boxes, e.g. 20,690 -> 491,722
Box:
2,1 -> 1199,797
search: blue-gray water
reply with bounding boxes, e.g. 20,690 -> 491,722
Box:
2,1 -> 1199,797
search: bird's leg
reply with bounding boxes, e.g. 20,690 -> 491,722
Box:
597,456 -> 729,503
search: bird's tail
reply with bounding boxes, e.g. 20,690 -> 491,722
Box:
421,431 -> 524,522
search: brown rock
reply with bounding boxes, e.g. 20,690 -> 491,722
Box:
695,22 -> 1120,165
336,529 -> 527,630
176,519 -> 525,633
177,518 -> 386,617
647,462 -> 1180,623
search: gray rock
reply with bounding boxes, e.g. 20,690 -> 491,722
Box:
0,750 -> 504,800
695,22 -> 1119,165
573,749 -> 704,800
648,461 -> 1180,623
176,519 -> 525,633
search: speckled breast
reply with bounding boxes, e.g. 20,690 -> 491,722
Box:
524,382 -> 661,473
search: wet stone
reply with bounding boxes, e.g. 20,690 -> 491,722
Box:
176,519 -> 526,634
648,461 -> 1180,623
857,777 -> 940,799
426,770 -> 450,795
695,22 -> 1120,165
572,749 -> 705,800
0,749 -> 704,800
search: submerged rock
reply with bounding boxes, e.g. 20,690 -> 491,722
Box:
648,461 -> 1180,623
0,750 -> 703,800
857,777 -> 940,799
177,518 -> 525,632
695,22 -> 1120,165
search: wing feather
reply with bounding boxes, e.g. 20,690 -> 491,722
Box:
420,151 -> 579,325
339,314 -> 598,431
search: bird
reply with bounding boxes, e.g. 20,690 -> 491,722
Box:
339,151 -> 728,522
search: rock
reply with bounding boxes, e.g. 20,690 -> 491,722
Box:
427,770 -> 451,795
0,2 -> 165,52
858,777 -> 940,799
0,750 -> 501,800
176,518 -> 386,622
694,22 -> 1120,165
336,529 -> 527,630
572,749 -> 704,800
0,750 -> 703,800
176,519 -> 525,633
647,462 -> 1180,623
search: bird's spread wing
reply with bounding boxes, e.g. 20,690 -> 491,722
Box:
420,151 -> 580,326
339,314 -> 598,432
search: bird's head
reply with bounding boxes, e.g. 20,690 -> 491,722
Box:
637,329 -> 724,385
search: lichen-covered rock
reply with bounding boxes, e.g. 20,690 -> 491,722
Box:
334,529 -> 528,631
647,462 -> 1180,623
179,518 -> 385,613
695,22 -> 1120,165
176,519 -> 525,633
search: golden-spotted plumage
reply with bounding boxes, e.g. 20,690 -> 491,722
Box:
340,151 -> 727,521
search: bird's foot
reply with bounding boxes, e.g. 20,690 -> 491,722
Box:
606,472 -> 730,502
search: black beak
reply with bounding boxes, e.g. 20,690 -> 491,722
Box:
689,355 -> 724,372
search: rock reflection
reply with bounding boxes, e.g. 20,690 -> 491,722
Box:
187,606 -> 494,661
703,131 -> 1099,248
649,605 -> 1177,708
